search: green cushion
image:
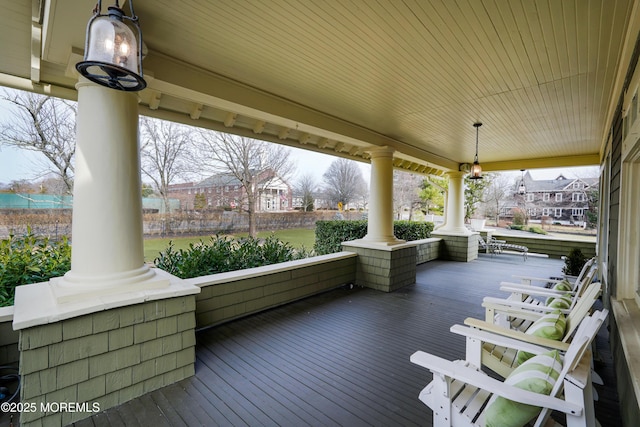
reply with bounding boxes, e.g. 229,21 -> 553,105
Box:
545,280 -> 573,305
516,310 -> 566,365
546,293 -> 573,309
553,279 -> 573,292
484,350 -> 563,427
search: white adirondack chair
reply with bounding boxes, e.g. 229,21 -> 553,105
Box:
410,310 -> 608,427
472,282 -> 601,378
487,276 -> 600,334
503,257 -> 598,298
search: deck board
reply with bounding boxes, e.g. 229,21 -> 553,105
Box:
0,254 -> 621,426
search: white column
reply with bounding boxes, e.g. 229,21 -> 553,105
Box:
51,79 -> 166,303
438,171 -> 472,234
363,146 -> 403,245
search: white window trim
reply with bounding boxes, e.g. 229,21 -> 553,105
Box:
543,193 -> 550,201
555,193 -> 563,202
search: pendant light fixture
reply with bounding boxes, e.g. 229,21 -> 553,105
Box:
469,122 -> 483,180
518,169 -> 526,194
76,0 -> 146,91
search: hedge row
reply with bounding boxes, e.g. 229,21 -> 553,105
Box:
314,220 -> 434,255
153,234 -> 312,279
0,228 -> 71,307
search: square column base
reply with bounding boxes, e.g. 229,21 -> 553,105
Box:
431,231 -> 479,262
342,240 -> 417,292
13,271 -> 200,426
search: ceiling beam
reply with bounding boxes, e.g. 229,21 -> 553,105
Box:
30,0 -> 43,83
481,153 -> 600,172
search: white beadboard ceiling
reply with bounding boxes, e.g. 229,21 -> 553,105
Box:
0,0 -> 636,174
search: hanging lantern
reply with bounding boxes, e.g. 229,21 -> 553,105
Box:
76,0 -> 146,91
469,122 -> 483,180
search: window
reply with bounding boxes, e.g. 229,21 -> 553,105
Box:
527,208 -> 536,216
543,193 -> 550,201
542,208 -> 551,217
572,193 -> 586,202
554,208 -> 563,217
572,181 -> 584,189
526,194 -> 534,202
555,193 -> 563,202
572,208 -> 584,216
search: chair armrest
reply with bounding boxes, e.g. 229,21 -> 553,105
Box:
460,318 -> 570,351
451,323 -> 552,354
512,275 -> 564,285
410,351 -> 582,415
483,296 -> 570,316
500,282 -> 575,298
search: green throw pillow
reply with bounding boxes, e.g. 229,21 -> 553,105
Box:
515,310 -> 566,365
545,280 -> 573,305
546,293 -> 572,309
553,279 -> 572,292
484,350 -> 563,427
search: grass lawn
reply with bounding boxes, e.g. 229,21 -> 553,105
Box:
143,228 -> 316,262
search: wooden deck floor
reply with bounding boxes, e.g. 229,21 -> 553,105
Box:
5,254 -> 623,426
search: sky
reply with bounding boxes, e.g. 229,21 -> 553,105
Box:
0,137 -> 370,186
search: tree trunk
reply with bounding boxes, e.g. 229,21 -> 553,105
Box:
247,194 -> 257,237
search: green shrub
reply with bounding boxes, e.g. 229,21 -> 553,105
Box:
394,220 -> 434,241
153,234 -> 310,279
509,224 -> 524,230
0,229 -> 71,307
314,220 -> 434,255
314,220 -> 368,255
513,211 -> 525,226
527,226 -> 547,235
562,248 -> 587,277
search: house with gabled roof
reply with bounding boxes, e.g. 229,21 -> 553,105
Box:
500,172 -> 598,226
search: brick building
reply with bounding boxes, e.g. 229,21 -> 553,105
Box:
168,172 -> 292,212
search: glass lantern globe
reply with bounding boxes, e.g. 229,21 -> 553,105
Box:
76,4 -> 146,91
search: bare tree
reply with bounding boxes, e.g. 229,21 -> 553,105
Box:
322,158 -> 367,209
393,170 -> 423,220
295,173 -> 317,212
0,89 -> 76,193
195,132 -> 295,236
139,117 -> 193,215
482,173 -> 512,226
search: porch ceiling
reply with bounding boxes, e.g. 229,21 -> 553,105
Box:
1,1 -> 636,175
